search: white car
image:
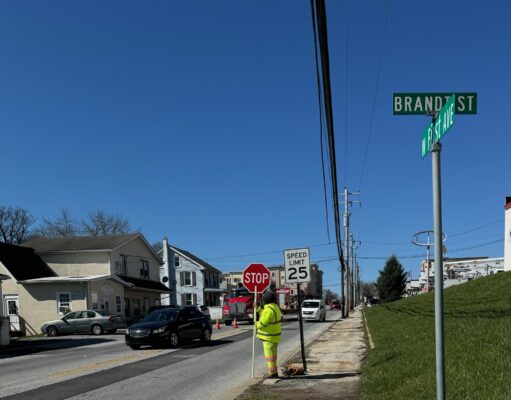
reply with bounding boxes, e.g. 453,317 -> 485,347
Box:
301,299 -> 327,322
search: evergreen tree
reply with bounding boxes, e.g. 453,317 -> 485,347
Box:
376,255 -> 407,303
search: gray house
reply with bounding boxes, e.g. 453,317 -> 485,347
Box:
159,238 -> 222,307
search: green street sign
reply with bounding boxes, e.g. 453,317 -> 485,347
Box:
393,92 -> 477,115
421,95 -> 455,158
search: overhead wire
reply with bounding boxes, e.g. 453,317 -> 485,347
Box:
312,0 -> 349,301
310,0 -> 332,245
357,0 -> 391,191
344,0 -> 349,187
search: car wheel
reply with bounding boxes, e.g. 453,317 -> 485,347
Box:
91,324 -> 104,335
47,326 -> 58,337
201,328 -> 212,343
169,331 -> 180,347
130,345 -> 140,350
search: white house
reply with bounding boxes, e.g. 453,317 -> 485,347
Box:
504,197 -> 511,271
159,238 -> 222,307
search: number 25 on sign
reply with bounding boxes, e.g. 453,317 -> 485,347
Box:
284,248 -> 311,283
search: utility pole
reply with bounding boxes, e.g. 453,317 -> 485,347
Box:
350,232 -> 357,311
341,187 -> 360,317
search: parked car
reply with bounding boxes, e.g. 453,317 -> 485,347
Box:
125,306 -> 212,350
330,301 -> 342,310
301,299 -> 327,322
41,310 -> 125,336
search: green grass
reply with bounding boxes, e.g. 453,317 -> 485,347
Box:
362,272 -> 511,400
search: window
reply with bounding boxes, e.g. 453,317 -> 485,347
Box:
180,271 -> 196,287
117,254 -> 127,275
57,293 -> 71,315
116,296 -> 122,313
92,292 -> 98,310
174,255 -> 180,267
140,259 -> 149,278
182,293 -> 197,305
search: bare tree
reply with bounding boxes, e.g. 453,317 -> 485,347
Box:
0,206 -> 36,244
81,210 -> 132,236
36,209 -> 78,237
361,281 -> 378,301
152,241 -> 163,254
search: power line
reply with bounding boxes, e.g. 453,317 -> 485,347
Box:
311,0 -> 348,315
448,219 -> 503,238
357,0 -> 390,191
344,0 -> 349,187
310,0 -> 331,245
204,242 -> 334,262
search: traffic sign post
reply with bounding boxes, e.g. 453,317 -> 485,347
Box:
242,263 -> 271,378
393,91 -> 475,400
284,248 -> 311,372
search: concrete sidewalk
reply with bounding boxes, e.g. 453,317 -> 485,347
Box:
235,307 -> 366,400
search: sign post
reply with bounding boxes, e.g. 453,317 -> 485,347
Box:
242,263 -> 271,379
284,248 -> 311,372
393,91 -> 473,400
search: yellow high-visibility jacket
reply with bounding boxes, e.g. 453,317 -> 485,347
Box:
256,303 -> 282,343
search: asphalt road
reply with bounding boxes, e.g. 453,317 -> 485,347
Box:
0,310 -> 341,400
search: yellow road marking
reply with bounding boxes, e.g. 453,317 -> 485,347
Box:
47,350 -> 166,379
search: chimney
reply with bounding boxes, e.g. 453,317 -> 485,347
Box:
505,199 -> 511,271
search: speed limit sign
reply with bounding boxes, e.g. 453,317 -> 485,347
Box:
284,248 -> 311,283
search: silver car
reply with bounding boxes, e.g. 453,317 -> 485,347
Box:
41,310 -> 125,336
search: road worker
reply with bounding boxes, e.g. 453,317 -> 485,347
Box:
256,290 -> 282,379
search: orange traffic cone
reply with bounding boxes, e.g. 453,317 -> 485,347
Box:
233,318 -> 238,329
215,320 -> 221,330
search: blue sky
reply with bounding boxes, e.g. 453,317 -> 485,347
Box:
1,1 -> 510,293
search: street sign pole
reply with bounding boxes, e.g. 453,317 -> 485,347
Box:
283,248 -> 311,372
432,139 -> 445,400
296,282 -> 307,372
251,286 -> 258,379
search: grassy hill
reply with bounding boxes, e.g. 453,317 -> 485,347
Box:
362,272 -> 511,400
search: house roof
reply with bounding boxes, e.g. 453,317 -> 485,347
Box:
22,234 -> 139,252
19,274 -> 133,287
170,245 -> 221,274
117,274 -> 172,292
0,242 -> 57,281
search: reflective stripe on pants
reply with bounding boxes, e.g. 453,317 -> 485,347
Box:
263,340 -> 278,374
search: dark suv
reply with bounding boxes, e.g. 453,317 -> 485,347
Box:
125,306 -> 212,350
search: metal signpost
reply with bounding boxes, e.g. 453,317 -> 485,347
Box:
284,248 -> 311,372
394,92 -> 477,400
242,263 -> 271,379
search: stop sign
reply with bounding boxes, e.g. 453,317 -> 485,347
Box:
242,263 -> 271,293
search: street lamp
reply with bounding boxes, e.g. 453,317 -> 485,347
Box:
411,230 -> 447,292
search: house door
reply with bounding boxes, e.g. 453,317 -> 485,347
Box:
4,295 -> 20,332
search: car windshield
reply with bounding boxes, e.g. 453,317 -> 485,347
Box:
230,289 -> 250,298
144,309 -> 177,322
302,301 -> 320,308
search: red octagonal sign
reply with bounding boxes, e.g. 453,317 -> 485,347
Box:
242,263 -> 271,293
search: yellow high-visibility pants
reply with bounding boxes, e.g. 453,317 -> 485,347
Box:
262,340 -> 278,375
